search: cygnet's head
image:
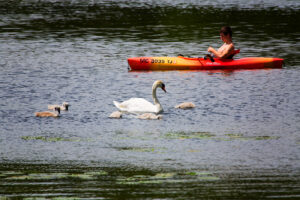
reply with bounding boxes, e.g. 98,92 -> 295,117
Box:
153,80 -> 166,93
55,106 -> 61,114
62,102 -> 69,110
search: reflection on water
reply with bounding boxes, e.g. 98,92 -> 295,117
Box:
0,0 -> 300,199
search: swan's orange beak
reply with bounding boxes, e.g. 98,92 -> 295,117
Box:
162,86 -> 167,93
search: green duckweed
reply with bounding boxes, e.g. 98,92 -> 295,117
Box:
116,130 -> 279,143
116,171 -> 219,185
183,171 -> 212,176
116,146 -> 167,153
0,171 -> 23,178
198,176 -> 220,180
21,136 -> 95,142
24,198 -> 81,200
153,172 -> 176,179
164,131 -> 215,140
21,136 -> 80,142
224,134 -> 279,141
6,173 -> 69,180
5,170 -> 108,180
117,147 -> 156,152
84,171 -> 108,176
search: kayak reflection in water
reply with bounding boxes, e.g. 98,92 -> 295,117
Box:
207,26 -> 235,59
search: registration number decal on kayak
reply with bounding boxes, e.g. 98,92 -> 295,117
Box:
140,58 -> 176,64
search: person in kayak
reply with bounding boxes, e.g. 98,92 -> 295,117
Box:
207,26 -> 235,59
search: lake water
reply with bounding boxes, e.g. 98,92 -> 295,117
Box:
0,0 -> 300,199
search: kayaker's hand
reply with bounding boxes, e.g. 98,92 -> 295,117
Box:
207,47 -> 214,53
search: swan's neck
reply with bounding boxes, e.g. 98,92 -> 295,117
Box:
152,84 -> 162,112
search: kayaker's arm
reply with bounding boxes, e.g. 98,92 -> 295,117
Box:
208,44 -> 234,59
207,47 -> 219,57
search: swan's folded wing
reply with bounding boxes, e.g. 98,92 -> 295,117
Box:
114,98 -> 156,113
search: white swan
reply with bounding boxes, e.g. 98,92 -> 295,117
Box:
35,107 -> 61,118
113,80 -> 166,114
175,102 -> 195,109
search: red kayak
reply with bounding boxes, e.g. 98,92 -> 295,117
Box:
128,52 -> 283,71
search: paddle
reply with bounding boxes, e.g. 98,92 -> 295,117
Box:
204,54 -> 215,62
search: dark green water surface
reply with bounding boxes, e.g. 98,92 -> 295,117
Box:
0,0 -> 300,199
0,162 -> 299,199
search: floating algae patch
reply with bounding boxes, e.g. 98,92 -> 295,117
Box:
116,171 -> 219,185
153,172 -> 176,179
183,171 -> 212,176
68,171 -> 108,180
253,136 -> 280,140
223,134 -> 280,141
6,173 -> 69,180
21,136 -> 93,142
181,171 -> 220,181
24,198 -> 81,200
5,170 -> 108,180
68,173 -> 94,180
117,172 -> 176,185
0,171 -> 24,178
117,175 -> 163,185
116,146 -> 167,153
117,147 -> 155,152
225,133 -> 244,138
6,173 -> 70,180
197,176 -> 220,180
160,131 -> 277,142
48,198 -> 81,200
164,131 -> 215,140
84,171 -> 108,176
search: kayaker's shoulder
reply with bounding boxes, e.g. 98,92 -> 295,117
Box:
228,43 -> 234,49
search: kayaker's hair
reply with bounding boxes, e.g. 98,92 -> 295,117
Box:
220,26 -> 232,37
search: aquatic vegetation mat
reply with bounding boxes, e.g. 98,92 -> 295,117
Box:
164,131 -> 215,139
21,136 -> 93,142
115,146 -> 167,153
2,170 -> 108,180
23,198 -> 82,200
1,168 -> 219,186
223,134 -> 280,141
116,147 -> 156,152
116,171 -> 220,185
163,131 -> 279,141
1,163 -> 297,199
